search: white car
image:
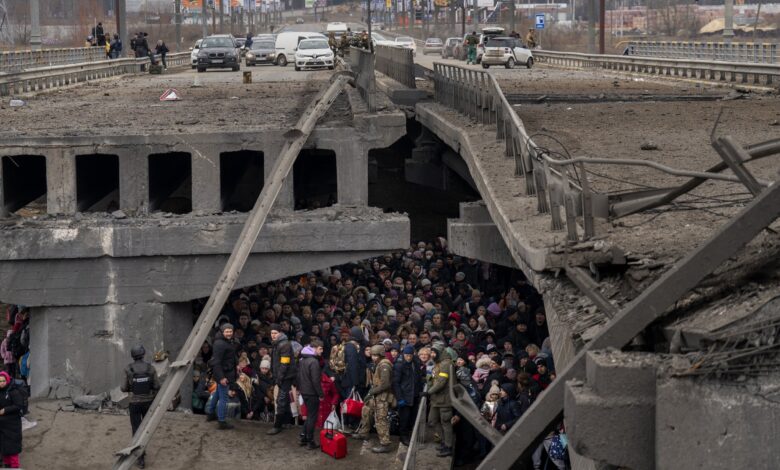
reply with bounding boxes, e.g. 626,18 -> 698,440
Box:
481,36 -> 534,69
190,39 -> 202,68
294,38 -> 335,71
372,32 -> 396,48
394,36 -> 417,56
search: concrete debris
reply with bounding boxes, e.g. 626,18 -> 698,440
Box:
48,379 -> 85,400
111,210 -> 127,219
640,141 -> 659,151
770,120 -> 779,126
59,404 -> 76,412
73,393 -> 107,410
9,99 -> 25,107
109,386 -> 130,409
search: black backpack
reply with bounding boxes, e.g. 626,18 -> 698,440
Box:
130,363 -> 153,395
12,380 -> 29,415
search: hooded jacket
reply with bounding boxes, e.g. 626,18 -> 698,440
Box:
297,345 -> 324,397
392,354 -> 421,405
211,331 -> 238,384
272,332 -> 297,384
340,326 -> 367,395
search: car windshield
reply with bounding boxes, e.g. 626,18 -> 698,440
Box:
202,37 -> 234,48
426,39 -> 442,44
486,38 -> 513,47
373,33 -> 387,41
299,40 -> 329,50
396,37 -> 413,43
253,41 -> 275,49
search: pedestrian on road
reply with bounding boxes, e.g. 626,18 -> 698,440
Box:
245,33 -> 254,50
209,323 -> 238,430
109,34 -> 123,59
155,40 -> 170,69
120,345 -> 160,469
267,323 -> 297,435
465,31 -> 478,65
296,339 -> 324,450
0,371 -> 23,469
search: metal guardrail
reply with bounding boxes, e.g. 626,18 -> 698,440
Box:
0,52 -> 190,97
534,50 -> 780,88
0,47 -> 107,72
348,47 -> 377,112
375,45 -> 417,89
626,41 -> 778,64
402,392 -> 428,470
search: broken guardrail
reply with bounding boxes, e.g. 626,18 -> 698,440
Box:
112,73 -> 353,470
375,45 -> 417,89
0,52 -> 190,97
534,50 -> 780,88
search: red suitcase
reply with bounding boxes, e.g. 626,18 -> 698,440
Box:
320,422 -> 348,459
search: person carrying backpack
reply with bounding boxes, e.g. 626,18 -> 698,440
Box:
0,371 -> 24,468
121,345 -> 160,469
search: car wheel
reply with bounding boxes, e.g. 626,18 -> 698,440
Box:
506,57 -> 515,69
328,66 -> 335,70
191,65 -> 195,69
482,63 -> 489,69
277,55 -> 287,67
295,65 -> 301,71
526,57 -> 534,69
197,67 -> 205,73
233,65 -> 240,72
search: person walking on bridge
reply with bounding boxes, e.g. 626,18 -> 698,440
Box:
267,323 -> 297,435
465,31 -> 478,65
121,345 -> 160,468
210,323 -> 238,430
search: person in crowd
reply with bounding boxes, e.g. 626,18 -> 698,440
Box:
424,343 -> 454,458
0,372 -> 23,469
297,339 -> 324,449
210,323 -> 238,430
155,40 -> 169,69
109,34 -> 122,59
353,344 -> 394,453
120,345 -> 160,468
393,344 -> 420,446
267,323 -> 296,435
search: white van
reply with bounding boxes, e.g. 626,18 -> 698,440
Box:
274,31 -> 326,67
326,22 -> 348,34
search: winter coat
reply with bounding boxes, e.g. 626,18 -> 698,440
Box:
212,332 -> 238,384
121,360 -> 160,404
297,346 -> 324,398
340,327 -> 366,396
316,373 -> 340,428
427,357 -> 452,408
0,384 -> 23,455
494,397 -> 523,432
392,356 -> 419,405
271,333 -> 297,384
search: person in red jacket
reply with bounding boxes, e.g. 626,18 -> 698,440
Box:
316,365 -> 341,429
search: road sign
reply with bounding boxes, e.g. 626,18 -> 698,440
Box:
535,13 -> 545,29
160,88 -> 181,101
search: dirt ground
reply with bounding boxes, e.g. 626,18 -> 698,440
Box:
23,400 -> 405,470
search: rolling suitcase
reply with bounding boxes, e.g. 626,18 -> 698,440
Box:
321,421 -> 347,459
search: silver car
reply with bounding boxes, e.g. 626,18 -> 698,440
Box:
423,38 -> 443,55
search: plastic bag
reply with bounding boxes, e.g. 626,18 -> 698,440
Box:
325,410 -> 342,430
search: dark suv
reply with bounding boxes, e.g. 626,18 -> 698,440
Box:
197,36 -> 240,72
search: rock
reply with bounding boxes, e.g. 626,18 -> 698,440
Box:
110,386 -> 130,408
640,141 -> 659,151
49,379 -> 85,400
111,210 -> 127,219
59,404 -> 76,412
73,393 -> 106,410
770,119 -> 779,126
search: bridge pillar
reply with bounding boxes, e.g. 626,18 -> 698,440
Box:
334,139 -> 368,205
191,146 -> 221,212
29,301 -> 192,400
46,149 -> 77,215
118,148 -> 149,215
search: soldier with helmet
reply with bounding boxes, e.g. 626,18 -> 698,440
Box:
353,344 -> 395,453
423,342 -> 454,457
121,344 -> 160,469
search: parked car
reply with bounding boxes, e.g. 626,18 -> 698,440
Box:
274,31 -> 326,66
190,38 -> 202,68
395,36 -> 417,56
245,39 -> 277,66
441,37 -> 460,58
372,32 -> 396,48
295,17 -> 305,24
294,38 -> 335,71
196,35 -> 241,72
423,38 -> 443,55
477,27 -> 505,63
481,36 -> 533,69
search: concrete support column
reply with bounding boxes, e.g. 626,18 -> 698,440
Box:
335,141 -> 368,205
118,149 -> 149,215
46,149 -> 77,215
29,301 -> 192,399
191,149 -> 221,212
30,0 -> 42,51
0,159 -> 6,218
264,142 -> 294,210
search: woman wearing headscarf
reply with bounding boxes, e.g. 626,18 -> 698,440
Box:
0,371 -> 23,468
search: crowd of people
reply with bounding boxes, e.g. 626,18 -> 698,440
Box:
0,306 -> 31,469
191,238 -> 570,468
84,22 -> 169,69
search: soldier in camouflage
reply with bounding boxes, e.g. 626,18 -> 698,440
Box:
353,344 -> 395,453
423,342 -> 454,457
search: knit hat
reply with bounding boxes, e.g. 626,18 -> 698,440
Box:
500,382 -> 517,396
259,359 -> 271,369
387,308 -> 397,317
370,345 -> 385,356
220,323 -> 234,332
269,323 -> 281,332
488,383 -> 500,398
487,303 -> 502,316
421,279 -> 432,287
455,272 -> 466,281
403,344 -> 415,355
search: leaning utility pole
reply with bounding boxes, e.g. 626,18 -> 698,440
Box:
175,0 -> 182,51
29,0 -> 42,50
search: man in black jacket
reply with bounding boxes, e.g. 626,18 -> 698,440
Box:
267,323 -> 297,435
210,323 -> 238,430
297,339 -> 324,449
393,344 -> 420,446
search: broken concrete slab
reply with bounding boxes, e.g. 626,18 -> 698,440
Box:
109,386 -> 129,409
73,393 -> 106,410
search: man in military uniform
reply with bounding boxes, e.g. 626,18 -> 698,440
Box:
267,323 -> 298,435
353,344 -> 394,453
423,342 -> 453,457
525,28 -> 537,49
121,344 -> 160,469
328,32 -> 337,54
465,31 -> 479,65
339,32 -> 350,55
